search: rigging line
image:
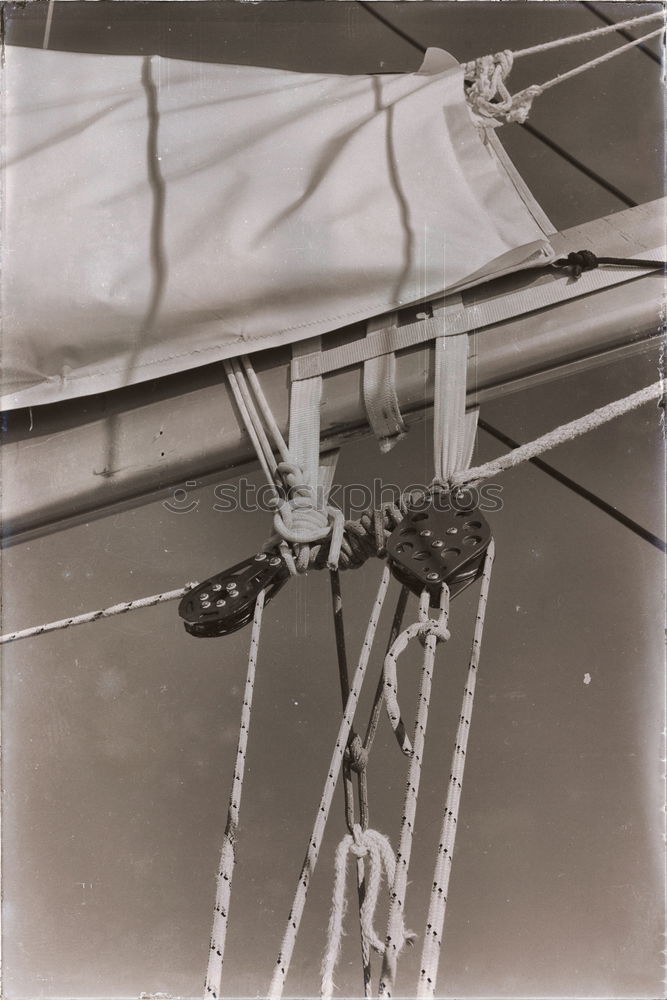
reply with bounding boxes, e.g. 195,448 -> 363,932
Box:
42,0 -> 55,49
205,589 -> 265,1000
509,10 -> 664,59
355,0 -> 646,208
329,569 -> 373,996
581,2 -> 662,66
478,418 -> 667,554
268,566 -> 392,1000
0,584 -> 196,646
454,379 -> 664,489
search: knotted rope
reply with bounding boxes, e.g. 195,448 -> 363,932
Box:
2,380 -> 660,646
463,18 -> 664,127
383,591 -> 451,757
320,825 -> 415,1000
553,250 -> 667,277
268,566 -> 391,999
267,461 -> 345,573
464,51 -> 541,126
378,586 -> 450,998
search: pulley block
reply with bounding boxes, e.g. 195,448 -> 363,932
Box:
386,495 -> 492,605
178,551 -> 289,637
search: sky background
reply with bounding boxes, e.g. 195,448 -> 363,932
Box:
1,3 -> 665,999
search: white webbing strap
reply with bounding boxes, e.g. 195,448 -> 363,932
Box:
363,314 -> 407,453
417,542 -> 495,997
272,340 -> 344,572
290,246 -> 665,382
205,590 -> 266,1000
289,338 -> 324,496
432,302 -> 477,486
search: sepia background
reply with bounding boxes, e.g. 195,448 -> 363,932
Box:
1,3 -> 665,998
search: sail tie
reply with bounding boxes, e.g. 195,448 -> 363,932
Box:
464,19 -> 664,127
320,825 -> 415,1000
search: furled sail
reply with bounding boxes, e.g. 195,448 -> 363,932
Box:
1,45 -> 553,410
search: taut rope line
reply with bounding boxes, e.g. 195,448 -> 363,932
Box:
378,586 -> 451,998
205,590 -> 266,999
452,380 -> 664,490
417,543 -> 495,997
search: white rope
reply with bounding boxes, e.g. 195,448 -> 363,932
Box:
205,590 -> 265,1000
528,26 -> 664,94
510,10 -> 664,59
378,586 -> 450,998
464,25 -> 664,126
226,354 -> 344,573
0,585 -> 196,646
42,0 -> 55,48
241,356 -> 291,464
224,359 -> 278,493
453,379 -> 664,489
417,542 -> 495,998
320,825 -> 413,1000
4,383 -> 658,646
268,566 -> 392,1000
382,589 -> 451,757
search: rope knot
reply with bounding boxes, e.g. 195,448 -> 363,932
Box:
268,462 -> 344,573
321,827 -> 416,999
554,249 -> 599,277
345,734 -> 369,774
416,618 -> 451,646
463,51 -> 541,126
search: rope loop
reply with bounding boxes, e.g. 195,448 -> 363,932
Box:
555,249 -> 599,276
383,588 -> 451,757
269,461 -> 344,573
321,825 -> 415,1000
463,50 -> 542,126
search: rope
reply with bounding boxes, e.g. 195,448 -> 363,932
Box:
0,585 -> 196,646
510,10 -> 664,59
378,586 -> 451,998
267,566 -> 391,1000
417,542 -> 495,998
226,355 -> 345,573
329,569 -> 374,996
464,24 -> 664,126
205,590 -> 265,1000
383,589 -> 451,757
453,380 -> 664,489
4,384 -> 659,646
321,825 -> 414,1000
553,250 -> 667,276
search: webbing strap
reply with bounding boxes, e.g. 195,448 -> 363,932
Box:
432,300 -> 478,484
363,314 -> 407,453
289,338 -> 323,493
290,246 -> 666,382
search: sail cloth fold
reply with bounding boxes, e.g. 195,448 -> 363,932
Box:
1,45 -> 553,410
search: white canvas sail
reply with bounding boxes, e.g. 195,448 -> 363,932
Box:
1,45 -> 553,410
